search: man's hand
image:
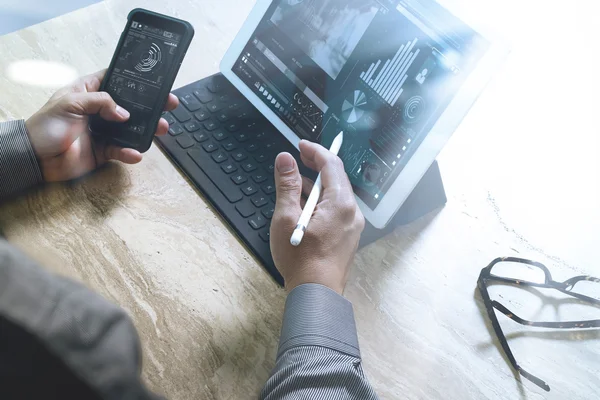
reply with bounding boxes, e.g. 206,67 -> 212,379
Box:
270,140 -> 365,294
25,70 -> 179,182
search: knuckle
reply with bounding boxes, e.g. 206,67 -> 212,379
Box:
355,212 -> 366,231
273,210 -> 297,228
96,91 -> 112,103
339,197 -> 357,219
277,177 -> 299,194
61,93 -> 77,105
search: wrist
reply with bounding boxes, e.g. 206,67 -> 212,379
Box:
284,276 -> 345,295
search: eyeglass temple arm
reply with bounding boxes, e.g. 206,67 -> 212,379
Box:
492,301 -> 600,328
478,282 -> 551,391
519,368 -> 551,392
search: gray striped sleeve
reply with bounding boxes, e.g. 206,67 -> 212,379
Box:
261,284 -> 379,399
0,120 -> 43,200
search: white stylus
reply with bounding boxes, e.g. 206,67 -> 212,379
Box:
290,131 -> 344,247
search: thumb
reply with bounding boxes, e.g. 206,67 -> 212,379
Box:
62,92 -> 130,122
274,152 -> 302,212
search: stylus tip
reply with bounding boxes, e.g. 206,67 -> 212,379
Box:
290,230 -> 304,247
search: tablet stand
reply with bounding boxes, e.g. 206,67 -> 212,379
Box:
359,160 -> 447,248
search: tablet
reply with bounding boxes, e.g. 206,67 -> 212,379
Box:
221,0 -> 508,228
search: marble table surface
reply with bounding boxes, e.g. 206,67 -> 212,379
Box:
0,0 -> 597,399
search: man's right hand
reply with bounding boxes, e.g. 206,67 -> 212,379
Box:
270,140 -> 365,295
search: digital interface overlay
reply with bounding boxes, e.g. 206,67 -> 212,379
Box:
105,20 -> 181,139
233,0 -> 489,209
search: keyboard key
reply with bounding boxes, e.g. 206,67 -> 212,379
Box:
231,174 -> 248,185
204,121 -> 219,131
234,132 -> 249,142
163,113 -> 176,125
246,143 -> 259,153
235,201 -> 256,218
251,194 -> 269,208
212,131 -> 229,141
217,112 -> 230,122
262,183 -> 276,194
241,183 -> 259,196
208,78 -> 225,93
236,111 -> 251,120
207,103 -> 223,113
221,162 -> 238,174
262,204 -> 275,219
194,132 -> 209,143
232,151 -> 248,162
211,151 -> 228,163
219,94 -> 230,102
228,102 -> 240,111
265,142 -> 277,151
188,150 -> 242,203
185,121 -> 201,132
255,152 -> 268,163
169,125 -> 184,136
202,141 -> 218,153
252,171 -> 268,183
194,110 -> 210,122
180,93 -> 203,112
267,164 -> 275,173
171,106 -> 191,123
193,90 -> 213,104
248,215 -> 267,230
226,122 -> 240,132
242,161 -> 258,173
259,229 -> 270,242
255,131 -> 267,140
222,139 -> 237,151
177,135 -> 195,149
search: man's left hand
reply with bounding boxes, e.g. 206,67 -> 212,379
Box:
25,70 -> 179,182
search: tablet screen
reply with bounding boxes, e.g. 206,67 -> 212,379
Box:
233,0 -> 489,209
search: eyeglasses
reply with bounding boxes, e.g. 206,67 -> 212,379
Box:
477,257 -> 600,391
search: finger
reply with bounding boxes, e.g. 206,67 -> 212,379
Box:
51,70 -> 107,101
164,93 -> 179,111
274,152 -> 303,214
301,176 -> 315,198
300,152 -> 318,172
81,70 -> 107,92
299,140 -> 351,193
64,92 -> 130,122
155,118 -> 169,136
104,145 -> 143,164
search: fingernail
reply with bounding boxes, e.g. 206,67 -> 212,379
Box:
276,154 -> 295,173
116,105 -> 130,119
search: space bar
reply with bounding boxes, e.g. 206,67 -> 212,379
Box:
188,150 -> 243,203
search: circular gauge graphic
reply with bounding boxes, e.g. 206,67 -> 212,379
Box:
135,42 -> 162,73
361,161 -> 381,187
403,95 -> 426,124
341,90 -> 368,124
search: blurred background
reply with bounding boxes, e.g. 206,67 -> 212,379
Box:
0,0 -> 101,35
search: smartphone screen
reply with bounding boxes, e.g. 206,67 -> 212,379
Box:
92,10 -> 193,150
105,20 -> 182,138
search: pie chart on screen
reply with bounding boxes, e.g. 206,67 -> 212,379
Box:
342,90 -> 367,124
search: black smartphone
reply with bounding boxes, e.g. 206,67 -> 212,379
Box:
90,8 -> 194,152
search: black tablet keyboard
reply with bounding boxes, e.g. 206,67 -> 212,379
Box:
156,73 -> 313,286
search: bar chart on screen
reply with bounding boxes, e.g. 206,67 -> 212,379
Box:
360,38 -> 420,107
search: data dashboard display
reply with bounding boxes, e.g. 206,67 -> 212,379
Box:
233,0 -> 489,209
105,20 -> 181,137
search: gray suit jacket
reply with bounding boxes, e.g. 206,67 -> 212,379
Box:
0,120 -> 378,399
